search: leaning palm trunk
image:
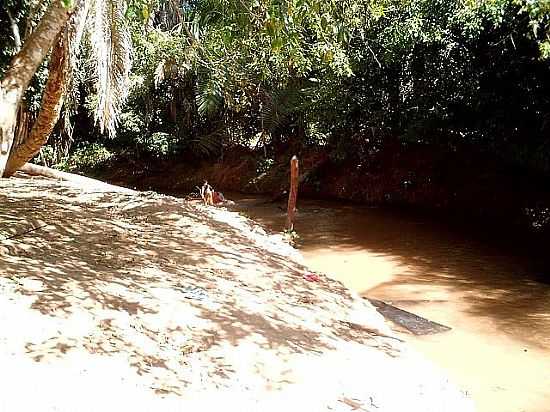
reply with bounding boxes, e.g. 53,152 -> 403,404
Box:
19,163 -> 133,193
4,35 -> 68,177
5,0 -> 130,176
0,0 -> 77,177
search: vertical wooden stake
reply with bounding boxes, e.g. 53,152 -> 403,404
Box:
285,155 -> 299,231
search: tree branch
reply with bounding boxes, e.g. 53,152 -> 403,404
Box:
5,8 -> 22,51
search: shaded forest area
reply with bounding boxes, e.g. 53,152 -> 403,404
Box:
2,0 -> 550,236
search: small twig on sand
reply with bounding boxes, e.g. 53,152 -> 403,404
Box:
2,224 -> 49,241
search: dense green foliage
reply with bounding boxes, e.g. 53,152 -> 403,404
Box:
2,0 -> 550,174
121,0 -> 550,174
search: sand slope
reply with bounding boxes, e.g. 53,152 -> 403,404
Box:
0,174 -> 472,411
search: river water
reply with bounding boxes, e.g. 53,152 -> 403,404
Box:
229,195 -> 550,412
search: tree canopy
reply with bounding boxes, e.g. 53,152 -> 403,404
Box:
2,0 -> 550,174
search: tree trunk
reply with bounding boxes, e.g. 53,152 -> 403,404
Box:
4,35 -> 67,177
18,163 -> 134,193
0,0 -> 76,177
285,156 -> 299,231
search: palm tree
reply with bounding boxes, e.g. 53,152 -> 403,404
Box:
0,0 -> 132,177
0,0 -> 77,177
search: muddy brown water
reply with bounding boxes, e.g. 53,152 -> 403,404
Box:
228,194 -> 550,412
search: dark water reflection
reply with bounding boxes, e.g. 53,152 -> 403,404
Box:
228,194 -> 550,412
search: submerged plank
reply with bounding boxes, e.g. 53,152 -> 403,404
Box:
366,298 -> 452,335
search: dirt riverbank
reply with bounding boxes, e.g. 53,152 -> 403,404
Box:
92,143 -> 550,242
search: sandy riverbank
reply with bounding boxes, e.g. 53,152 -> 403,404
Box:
0,173 -> 472,411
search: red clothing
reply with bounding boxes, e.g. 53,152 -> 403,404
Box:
212,192 -> 225,204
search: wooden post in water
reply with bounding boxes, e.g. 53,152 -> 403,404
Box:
285,156 -> 299,231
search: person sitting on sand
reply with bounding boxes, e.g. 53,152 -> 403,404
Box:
200,181 -> 214,205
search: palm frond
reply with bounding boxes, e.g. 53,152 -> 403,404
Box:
196,76 -> 223,116
62,0 -> 90,132
190,129 -> 223,157
88,0 -> 132,137
154,58 -> 166,86
260,86 -> 304,133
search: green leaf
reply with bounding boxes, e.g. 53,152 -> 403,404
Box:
61,0 -> 74,9
321,16 -> 328,30
322,49 -> 333,62
141,5 -> 149,21
271,37 -> 284,52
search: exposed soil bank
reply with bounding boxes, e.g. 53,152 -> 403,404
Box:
93,142 -> 550,241
0,173 -> 471,411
